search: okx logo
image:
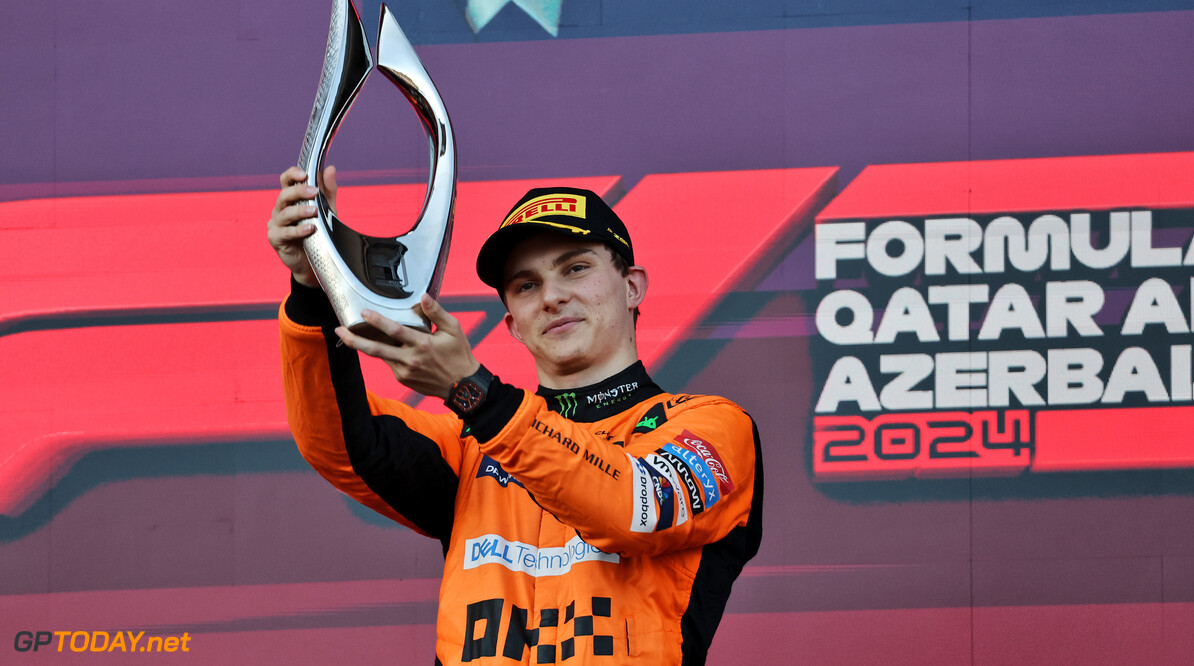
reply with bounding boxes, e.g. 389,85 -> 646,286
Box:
556,392 -> 578,419
462,596 -> 616,662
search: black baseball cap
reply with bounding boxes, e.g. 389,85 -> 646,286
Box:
475,186 -> 634,290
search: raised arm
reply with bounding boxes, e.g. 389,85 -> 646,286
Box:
271,167 -> 465,541
464,386 -> 761,559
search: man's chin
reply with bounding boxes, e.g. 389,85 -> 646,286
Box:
538,347 -> 592,377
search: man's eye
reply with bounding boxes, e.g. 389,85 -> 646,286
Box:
568,263 -> 589,274
515,281 -> 535,293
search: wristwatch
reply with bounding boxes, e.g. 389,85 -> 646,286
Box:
445,365 -> 494,417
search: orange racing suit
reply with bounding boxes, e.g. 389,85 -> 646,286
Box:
279,281 -> 763,665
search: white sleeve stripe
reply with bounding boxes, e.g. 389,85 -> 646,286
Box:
627,454 -> 658,533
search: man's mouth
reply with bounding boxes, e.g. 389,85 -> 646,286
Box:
543,317 -> 583,335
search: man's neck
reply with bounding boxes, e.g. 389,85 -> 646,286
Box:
536,348 -> 641,390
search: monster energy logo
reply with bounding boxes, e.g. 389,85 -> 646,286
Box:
556,392 -> 578,418
586,382 -> 639,406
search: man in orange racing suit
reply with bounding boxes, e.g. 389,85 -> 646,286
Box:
268,166 -> 763,665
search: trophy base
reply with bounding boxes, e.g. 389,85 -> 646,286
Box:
345,316 -> 427,347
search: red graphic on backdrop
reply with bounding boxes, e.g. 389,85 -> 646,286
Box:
0,168 -> 836,516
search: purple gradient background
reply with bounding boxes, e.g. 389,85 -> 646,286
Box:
3,7 -> 1192,199
2,3 -> 1194,664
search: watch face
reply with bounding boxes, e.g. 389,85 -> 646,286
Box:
450,380 -> 485,414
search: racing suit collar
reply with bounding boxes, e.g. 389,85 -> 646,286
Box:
537,361 -> 663,422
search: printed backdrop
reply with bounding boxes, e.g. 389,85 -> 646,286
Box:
2,1 -> 1193,663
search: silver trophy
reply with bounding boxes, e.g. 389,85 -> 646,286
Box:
298,0 -> 456,335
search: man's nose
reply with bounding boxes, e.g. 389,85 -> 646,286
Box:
540,276 -> 571,309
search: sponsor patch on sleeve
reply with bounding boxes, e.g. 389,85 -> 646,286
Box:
672,429 -> 735,496
657,449 -> 704,516
626,454 -> 658,533
661,443 -> 721,508
642,459 -> 675,531
645,453 -> 689,527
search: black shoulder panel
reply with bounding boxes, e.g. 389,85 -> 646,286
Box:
679,415 -> 764,665
322,328 -> 459,549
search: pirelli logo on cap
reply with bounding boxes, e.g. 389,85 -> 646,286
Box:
502,194 -> 587,228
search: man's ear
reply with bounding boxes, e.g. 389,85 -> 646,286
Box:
504,311 -> 525,343
626,266 -> 648,309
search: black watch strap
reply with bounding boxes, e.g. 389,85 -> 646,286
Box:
446,365 -> 494,417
